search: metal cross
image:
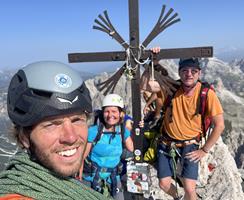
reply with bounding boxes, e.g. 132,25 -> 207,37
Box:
68,0 -> 213,162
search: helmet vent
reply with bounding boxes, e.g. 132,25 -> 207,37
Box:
32,89 -> 52,99
17,74 -> 23,83
14,107 -> 26,115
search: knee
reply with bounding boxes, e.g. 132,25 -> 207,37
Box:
183,183 -> 196,196
184,187 -> 195,195
159,178 -> 172,192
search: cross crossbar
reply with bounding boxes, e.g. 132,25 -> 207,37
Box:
68,46 -> 213,63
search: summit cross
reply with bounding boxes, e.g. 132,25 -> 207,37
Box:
68,0 -> 213,162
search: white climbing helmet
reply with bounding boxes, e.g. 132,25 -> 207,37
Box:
102,94 -> 124,109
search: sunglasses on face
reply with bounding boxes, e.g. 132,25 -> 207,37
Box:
180,68 -> 200,75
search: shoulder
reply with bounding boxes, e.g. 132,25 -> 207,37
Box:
198,81 -> 216,96
123,127 -> 131,140
199,82 -> 220,100
88,125 -> 99,142
207,88 -> 217,96
200,81 -> 214,91
88,125 -> 98,132
124,127 -> 130,135
0,194 -> 33,200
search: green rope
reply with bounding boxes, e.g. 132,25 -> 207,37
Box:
167,145 -> 180,199
169,147 -> 177,181
0,152 -> 111,200
103,180 -> 110,198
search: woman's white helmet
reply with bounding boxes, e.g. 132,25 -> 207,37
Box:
102,94 -> 124,109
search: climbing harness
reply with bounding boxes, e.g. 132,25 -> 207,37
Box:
92,161 -> 122,197
84,158 -> 123,197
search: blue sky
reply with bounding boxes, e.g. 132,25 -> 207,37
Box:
1,0 -> 244,73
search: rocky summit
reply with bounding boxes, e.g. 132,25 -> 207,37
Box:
0,57 -> 244,199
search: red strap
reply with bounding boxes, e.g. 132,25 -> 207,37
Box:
0,194 -> 33,200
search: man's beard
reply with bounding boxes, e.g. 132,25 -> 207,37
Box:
29,140 -> 87,177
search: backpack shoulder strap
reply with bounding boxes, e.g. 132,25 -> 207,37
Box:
196,81 -> 214,116
93,123 -> 126,146
120,123 -> 125,146
196,81 -> 215,139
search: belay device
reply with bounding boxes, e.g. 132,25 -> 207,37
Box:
68,0 -> 213,197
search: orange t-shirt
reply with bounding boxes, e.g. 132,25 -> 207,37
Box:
163,82 -> 223,140
0,194 -> 32,200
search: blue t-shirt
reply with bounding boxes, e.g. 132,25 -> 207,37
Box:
88,124 -> 130,168
84,124 -> 130,181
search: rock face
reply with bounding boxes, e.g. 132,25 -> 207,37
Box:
200,58 -> 244,175
85,57 -> 244,199
197,138 -> 243,200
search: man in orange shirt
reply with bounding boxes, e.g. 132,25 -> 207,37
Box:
157,57 -> 225,200
0,61 -> 108,200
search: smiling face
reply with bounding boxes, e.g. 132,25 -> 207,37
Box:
179,66 -> 201,88
20,113 -> 88,177
103,106 -> 121,128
